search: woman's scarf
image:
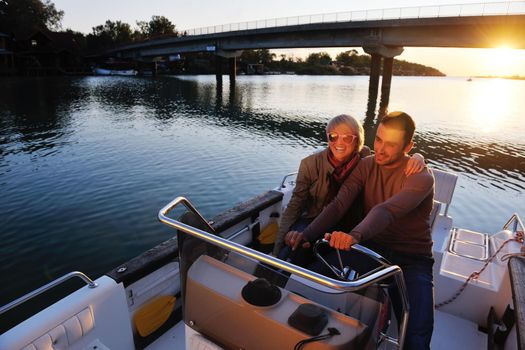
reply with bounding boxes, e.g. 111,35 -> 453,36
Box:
325,150 -> 360,206
327,150 -> 360,186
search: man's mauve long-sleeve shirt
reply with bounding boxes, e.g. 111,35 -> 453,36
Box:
303,155 -> 435,256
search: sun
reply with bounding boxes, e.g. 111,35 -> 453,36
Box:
493,46 -> 513,65
469,78 -> 512,134
483,46 -> 521,77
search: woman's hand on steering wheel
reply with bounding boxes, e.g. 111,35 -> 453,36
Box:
324,231 -> 357,251
285,231 -> 311,251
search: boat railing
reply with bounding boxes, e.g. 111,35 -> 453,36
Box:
503,213 -> 525,248
159,196 -> 409,349
279,171 -> 298,189
503,213 -> 525,233
0,271 -> 97,315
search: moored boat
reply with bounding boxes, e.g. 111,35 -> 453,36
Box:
93,67 -> 138,76
0,169 -> 523,349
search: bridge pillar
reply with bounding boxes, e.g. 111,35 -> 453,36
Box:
215,56 -> 223,85
229,57 -> 236,85
363,45 -> 404,119
379,57 -> 393,118
367,54 -> 381,118
216,50 -> 242,85
153,61 -> 158,76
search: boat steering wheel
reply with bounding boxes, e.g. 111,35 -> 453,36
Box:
313,239 -> 392,282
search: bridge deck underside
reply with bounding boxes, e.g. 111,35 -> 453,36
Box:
112,15 -> 525,58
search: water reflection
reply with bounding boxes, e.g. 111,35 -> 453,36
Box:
0,78 -> 89,171
415,131 -> 525,192
2,75 -> 522,190
87,76 -> 525,190
468,79 -> 514,134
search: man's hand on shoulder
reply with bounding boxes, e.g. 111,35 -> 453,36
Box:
405,153 -> 426,176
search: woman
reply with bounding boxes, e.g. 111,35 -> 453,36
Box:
273,114 -> 425,259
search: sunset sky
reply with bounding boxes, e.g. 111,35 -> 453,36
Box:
52,0 -> 525,76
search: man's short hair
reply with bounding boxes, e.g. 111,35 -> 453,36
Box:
380,111 -> 416,146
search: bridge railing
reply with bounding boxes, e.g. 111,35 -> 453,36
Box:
180,1 -> 525,37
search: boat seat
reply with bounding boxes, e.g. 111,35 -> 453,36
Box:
0,276 -> 134,350
429,201 -> 442,229
430,169 -> 457,253
432,168 -> 458,217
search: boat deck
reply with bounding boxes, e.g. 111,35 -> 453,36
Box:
145,321 -> 185,350
431,310 -> 486,349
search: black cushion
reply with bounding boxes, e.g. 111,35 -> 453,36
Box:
288,303 -> 328,336
241,278 -> 281,307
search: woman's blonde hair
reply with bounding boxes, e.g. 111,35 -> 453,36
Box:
325,114 -> 364,152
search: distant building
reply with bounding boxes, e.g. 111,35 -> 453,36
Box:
0,32 -> 15,75
14,29 -> 87,75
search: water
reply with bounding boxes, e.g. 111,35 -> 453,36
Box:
0,75 -> 524,309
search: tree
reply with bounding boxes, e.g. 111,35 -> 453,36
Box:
258,49 -> 276,65
136,16 -> 177,39
0,0 -> 64,33
133,20 -> 149,41
306,52 -> 332,66
86,20 -> 132,52
240,49 -> 275,65
65,29 -> 87,49
91,20 -> 132,43
335,49 -> 359,66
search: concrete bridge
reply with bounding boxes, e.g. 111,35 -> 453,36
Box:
108,2 -> 525,117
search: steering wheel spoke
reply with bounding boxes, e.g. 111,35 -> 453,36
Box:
313,239 -> 357,281
313,239 -> 392,281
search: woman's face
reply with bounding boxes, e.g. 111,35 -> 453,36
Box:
327,123 -> 358,162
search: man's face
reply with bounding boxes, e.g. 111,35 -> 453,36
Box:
374,124 -> 413,167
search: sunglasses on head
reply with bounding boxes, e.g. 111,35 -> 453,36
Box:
327,132 -> 357,144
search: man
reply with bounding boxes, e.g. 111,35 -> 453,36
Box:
288,111 -> 435,350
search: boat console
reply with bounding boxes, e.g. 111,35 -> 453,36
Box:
185,255 -> 368,350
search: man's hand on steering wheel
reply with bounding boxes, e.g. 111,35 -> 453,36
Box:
324,231 -> 357,251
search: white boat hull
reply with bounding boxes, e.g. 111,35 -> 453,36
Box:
93,68 -> 138,76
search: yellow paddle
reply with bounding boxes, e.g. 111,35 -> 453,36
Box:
133,295 -> 176,337
258,221 -> 279,245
